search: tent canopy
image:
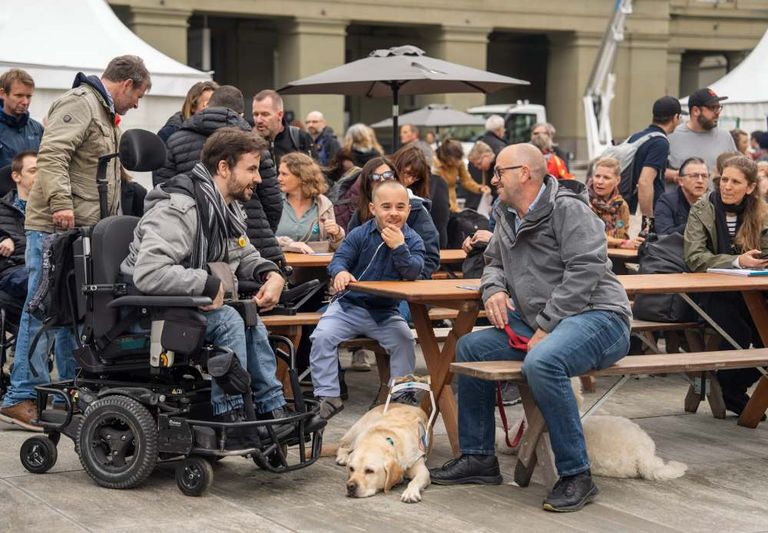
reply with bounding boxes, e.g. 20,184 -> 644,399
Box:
0,0 -> 209,98
681,28 -> 768,131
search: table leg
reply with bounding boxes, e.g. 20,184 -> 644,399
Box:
739,291 -> 768,428
270,325 -> 302,400
410,302 -> 479,457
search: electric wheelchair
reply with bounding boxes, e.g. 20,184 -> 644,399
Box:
17,130 -> 325,496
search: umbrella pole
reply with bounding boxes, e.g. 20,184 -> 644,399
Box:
392,82 -> 400,151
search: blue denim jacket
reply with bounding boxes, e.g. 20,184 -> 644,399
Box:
329,218 -> 425,322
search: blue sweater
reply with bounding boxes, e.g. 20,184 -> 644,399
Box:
655,187 -> 691,236
347,195 -> 439,279
0,103 -> 43,168
329,218 -> 425,322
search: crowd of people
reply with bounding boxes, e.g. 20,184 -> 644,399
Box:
0,56 -> 766,514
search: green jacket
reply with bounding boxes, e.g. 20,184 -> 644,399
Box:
683,191 -> 768,272
25,81 -> 121,232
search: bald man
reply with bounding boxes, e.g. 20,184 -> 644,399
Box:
305,110 -> 340,166
430,144 -> 632,513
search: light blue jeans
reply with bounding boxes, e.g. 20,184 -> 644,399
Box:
456,309 -> 630,477
2,230 -> 77,407
309,301 -> 416,397
204,305 -> 285,416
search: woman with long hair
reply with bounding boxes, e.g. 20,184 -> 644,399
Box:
157,80 -> 219,142
685,155 -> 768,414
342,123 -> 384,168
276,152 -> 344,254
433,139 -> 490,212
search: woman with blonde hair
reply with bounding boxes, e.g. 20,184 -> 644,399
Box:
276,152 -> 344,254
158,80 -> 219,142
685,155 -> 768,414
342,123 -> 383,168
588,157 -> 643,249
433,139 -> 490,212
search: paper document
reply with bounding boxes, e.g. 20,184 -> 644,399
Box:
707,268 -> 768,277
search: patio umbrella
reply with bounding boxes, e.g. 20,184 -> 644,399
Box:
278,45 -> 529,148
369,103 -> 485,129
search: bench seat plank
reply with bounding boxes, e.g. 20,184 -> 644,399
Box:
451,349 -> 768,381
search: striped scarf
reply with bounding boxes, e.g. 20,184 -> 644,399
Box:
188,162 -> 248,269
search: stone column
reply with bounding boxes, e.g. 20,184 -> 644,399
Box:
545,31 -> 602,159
276,18 -> 348,134
423,25 -> 492,111
666,48 -> 684,97
679,53 -> 703,99
127,7 -> 192,64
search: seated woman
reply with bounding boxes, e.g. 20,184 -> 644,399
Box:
588,157 -> 644,250
433,139 -> 490,213
392,144 -> 450,250
276,152 -> 344,254
684,155 -> 768,414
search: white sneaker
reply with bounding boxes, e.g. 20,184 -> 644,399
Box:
350,349 -> 372,372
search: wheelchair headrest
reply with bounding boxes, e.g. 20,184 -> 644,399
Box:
119,129 -> 167,172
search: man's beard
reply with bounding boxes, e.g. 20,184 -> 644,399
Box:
697,114 -> 717,131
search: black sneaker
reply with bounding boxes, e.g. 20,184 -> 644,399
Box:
543,471 -> 599,512
256,405 -> 299,443
215,408 -> 260,450
429,454 -> 503,485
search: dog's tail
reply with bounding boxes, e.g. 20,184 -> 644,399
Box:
637,454 -> 687,481
320,442 -> 339,457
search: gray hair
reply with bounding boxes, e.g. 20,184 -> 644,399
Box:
485,114 -> 505,132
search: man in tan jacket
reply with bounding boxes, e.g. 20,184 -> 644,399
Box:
0,56 -> 151,427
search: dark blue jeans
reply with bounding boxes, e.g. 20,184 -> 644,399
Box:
456,309 -> 630,477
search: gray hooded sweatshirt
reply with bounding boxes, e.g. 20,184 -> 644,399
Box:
120,178 -> 280,298
481,176 -> 631,333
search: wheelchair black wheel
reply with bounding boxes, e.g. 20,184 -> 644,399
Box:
77,395 -> 158,489
20,435 -> 58,474
176,457 -> 214,496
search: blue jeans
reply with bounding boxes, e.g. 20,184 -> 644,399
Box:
3,231 -> 77,407
456,309 -> 630,477
204,306 -> 285,416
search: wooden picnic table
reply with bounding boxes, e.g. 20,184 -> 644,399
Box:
349,273 -> 768,454
607,248 -> 639,260
283,249 -> 467,269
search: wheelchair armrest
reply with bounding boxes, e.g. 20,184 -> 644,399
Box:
108,295 -> 212,308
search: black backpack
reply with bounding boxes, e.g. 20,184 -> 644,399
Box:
631,233 -> 696,323
446,209 -> 489,249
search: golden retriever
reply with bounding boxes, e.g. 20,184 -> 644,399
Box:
334,404 -> 431,503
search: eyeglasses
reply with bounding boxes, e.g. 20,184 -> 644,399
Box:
493,165 -> 523,179
681,172 -> 709,180
705,105 -> 723,113
370,170 -> 396,182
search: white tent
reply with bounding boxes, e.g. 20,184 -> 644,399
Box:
0,0 -> 210,134
682,28 -> 768,132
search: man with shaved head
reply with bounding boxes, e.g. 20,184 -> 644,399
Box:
305,110 -> 340,166
430,143 -> 632,513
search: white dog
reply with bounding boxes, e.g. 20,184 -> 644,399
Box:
496,379 -> 686,481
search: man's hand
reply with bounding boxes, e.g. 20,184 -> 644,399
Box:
484,292 -> 515,329
527,328 -> 548,351
322,218 -> 341,238
254,271 -> 285,312
461,235 -> 473,253
480,185 -> 492,194
52,209 -> 75,230
200,282 -> 224,311
381,225 -> 405,249
0,238 -> 15,257
333,270 -> 357,292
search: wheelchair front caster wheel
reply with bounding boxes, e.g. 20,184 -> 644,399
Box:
20,436 -> 58,474
176,457 -> 214,496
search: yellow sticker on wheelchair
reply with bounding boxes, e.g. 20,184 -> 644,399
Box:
237,236 -> 247,248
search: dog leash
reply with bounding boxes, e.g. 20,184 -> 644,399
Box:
497,326 -> 530,449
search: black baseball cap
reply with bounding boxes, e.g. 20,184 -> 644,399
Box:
652,96 -> 681,118
688,88 -> 728,109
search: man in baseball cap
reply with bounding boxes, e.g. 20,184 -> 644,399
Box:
667,87 -> 736,181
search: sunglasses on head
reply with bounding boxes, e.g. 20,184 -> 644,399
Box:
370,170 -> 396,182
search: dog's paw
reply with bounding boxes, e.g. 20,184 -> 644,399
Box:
400,487 -> 422,503
336,449 -> 350,466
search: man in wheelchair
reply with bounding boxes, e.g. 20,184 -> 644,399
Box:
120,127 -> 306,447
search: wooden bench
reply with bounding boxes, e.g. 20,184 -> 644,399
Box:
451,348 -> 768,488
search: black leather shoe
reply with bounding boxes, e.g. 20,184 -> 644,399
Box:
255,405 -> 298,443
215,409 -> 261,450
429,454 -> 502,485
543,471 -> 599,512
